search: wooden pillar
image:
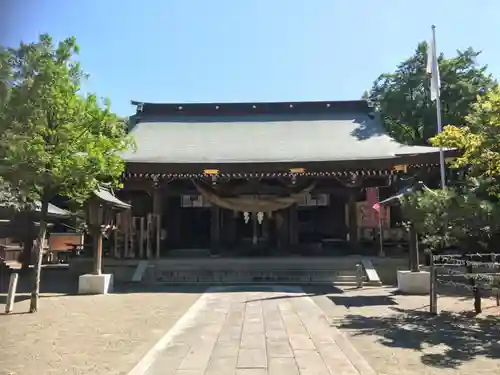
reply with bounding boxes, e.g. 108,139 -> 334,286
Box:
275,212 -> 283,250
222,210 -> 237,248
210,205 -> 221,250
228,210 -> 237,247
252,213 -> 258,246
161,195 -> 168,251
139,217 -> 145,259
289,204 -> 298,246
173,197 -> 181,248
277,210 -> 289,251
153,187 -> 162,259
347,190 -> 359,248
262,213 -> 270,242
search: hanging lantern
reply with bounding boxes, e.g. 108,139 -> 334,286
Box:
392,164 -> 408,173
203,169 -> 219,175
85,199 -> 104,228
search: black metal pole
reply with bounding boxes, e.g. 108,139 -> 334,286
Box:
409,222 -> 420,272
430,252 -> 438,315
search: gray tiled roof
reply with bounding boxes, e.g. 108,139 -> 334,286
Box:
122,112 -> 441,164
94,188 -> 130,210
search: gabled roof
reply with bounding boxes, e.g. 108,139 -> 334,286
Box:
94,188 -> 130,210
0,184 -> 72,218
122,100 -> 444,165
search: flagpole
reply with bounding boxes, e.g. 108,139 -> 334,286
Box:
431,25 -> 447,190
429,26 -> 442,315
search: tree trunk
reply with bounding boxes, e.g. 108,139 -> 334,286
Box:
21,232 -> 37,272
473,286 -> 482,315
29,199 -> 49,313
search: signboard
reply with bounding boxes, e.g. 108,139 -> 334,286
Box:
297,193 -> 329,207
181,195 -> 211,208
356,201 -> 390,228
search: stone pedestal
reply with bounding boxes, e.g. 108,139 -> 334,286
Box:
78,273 -> 113,295
397,270 -> 430,295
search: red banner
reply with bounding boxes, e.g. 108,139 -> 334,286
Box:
366,187 -> 378,209
363,187 -> 389,228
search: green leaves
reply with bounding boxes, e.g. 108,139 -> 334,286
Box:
367,42 -> 496,145
402,182 -> 500,251
0,34 -> 133,205
432,86 -> 500,197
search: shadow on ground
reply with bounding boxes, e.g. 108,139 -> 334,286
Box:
328,294 -> 397,308
336,306 -> 500,369
0,268 -> 345,306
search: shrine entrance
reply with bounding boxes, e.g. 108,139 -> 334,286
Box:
235,211 -> 278,252
178,207 -> 211,249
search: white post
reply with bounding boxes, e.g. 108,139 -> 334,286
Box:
431,25 -> 446,189
5,273 -> 19,314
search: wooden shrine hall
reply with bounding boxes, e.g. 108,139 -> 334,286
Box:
115,99 -> 449,259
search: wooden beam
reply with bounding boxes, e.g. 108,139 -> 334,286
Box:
152,188 -> 162,259
347,189 -> 359,248
289,204 -> 298,246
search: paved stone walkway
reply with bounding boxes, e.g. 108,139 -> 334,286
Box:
129,286 -> 376,375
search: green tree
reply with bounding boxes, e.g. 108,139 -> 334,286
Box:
402,186 -> 500,252
0,34 -> 133,313
432,85 -> 500,196
366,42 -> 495,145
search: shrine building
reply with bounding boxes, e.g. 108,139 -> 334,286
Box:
114,99 -> 448,259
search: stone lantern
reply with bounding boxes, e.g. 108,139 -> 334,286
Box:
78,187 -> 130,295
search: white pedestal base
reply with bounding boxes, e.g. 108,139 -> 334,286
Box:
78,274 -> 113,295
397,270 -> 430,295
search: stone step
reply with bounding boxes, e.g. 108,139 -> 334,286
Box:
152,269 -> 365,284
151,260 -> 363,271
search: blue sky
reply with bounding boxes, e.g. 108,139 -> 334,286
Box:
3,1 -> 500,116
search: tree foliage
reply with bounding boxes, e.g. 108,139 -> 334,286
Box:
402,183 -> 500,252
432,85 -> 500,197
366,42 -> 496,145
404,77 -> 500,255
0,34 -> 133,312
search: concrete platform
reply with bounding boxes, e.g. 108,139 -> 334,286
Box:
78,273 -> 113,294
397,270 -> 430,295
128,285 -> 376,375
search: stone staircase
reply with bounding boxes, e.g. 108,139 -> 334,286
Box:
141,257 -> 381,286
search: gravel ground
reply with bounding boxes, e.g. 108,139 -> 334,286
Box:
0,270 -> 203,375
307,285 -> 500,375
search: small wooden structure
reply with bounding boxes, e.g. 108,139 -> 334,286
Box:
46,232 -> 84,263
0,191 -> 72,267
86,188 -> 130,275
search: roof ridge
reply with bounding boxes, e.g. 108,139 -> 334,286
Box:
131,100 -> 373,117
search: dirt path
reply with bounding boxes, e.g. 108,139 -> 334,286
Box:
0,284 -> 202,375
